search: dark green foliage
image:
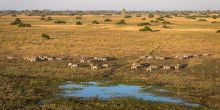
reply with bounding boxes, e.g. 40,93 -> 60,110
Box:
54,20 -> 66,24
17,23 -> 31,27
116,19 -> 126,25
197,19 -> 207,22
104,18 -> 112,22
41,33 -> 50,39
139,26 -> 153,32
137,22 -> 151,26
216,30 -> 220,33
92,20 -> 99,24
10,18 -> 21,25
124,15 -> 132,18
75,21 -> 82,25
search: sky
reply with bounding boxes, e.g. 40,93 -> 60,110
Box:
0,0 -> 219,11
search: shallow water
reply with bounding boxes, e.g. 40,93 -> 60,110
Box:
59,81 -> 199,107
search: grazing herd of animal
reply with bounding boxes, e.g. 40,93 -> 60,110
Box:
131,53 -> 210,72
67,57 -> 109,70
6,53 -> 211,72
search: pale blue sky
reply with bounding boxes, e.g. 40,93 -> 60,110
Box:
0,0 -> 219,11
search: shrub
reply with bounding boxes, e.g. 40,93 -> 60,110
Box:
17,23 -> 31,27
162,25 -> 171,29
156,17 -> 165,21
212,15 -> 218,19
186,16 -> 196,19
75,21 -> 82,25
104,18 -> 112,22
148,14 -> 154,18
116,19 -> 126,25
139,26 -> 152,32
216,30 -> 220,33
92,20 -> 99,24
10,18 -> 21,25
75,16 -> 82,19
197,19 -> 207,22
124,15 -> 132,18
54,20 -> 66,24
41,33 -> 50,39
46,17 -> 53,21
137,22 -> 151,26
40,17 -> 46,20
162,21 -> 172,25
141,18 -> 146,20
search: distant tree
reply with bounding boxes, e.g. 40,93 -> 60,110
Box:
104,18 -> 112,22
54,20 -> 66,24
121,9 -> 127,15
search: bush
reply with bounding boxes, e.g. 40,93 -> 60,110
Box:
162,21 -> 172,25
124,15 -> 132,18
139,26 -> 152,32
162,25 -> 171,29
10,18 -> 21,25
186,16 -> 196,19
75,21 -> 82,25
104,18 -> 112,22
54,20 -> 66,24
46,17 -> 53,21
148,14 -> 154,18
41,33 -> 50,39
116,19 -> 126,25
17,23 -> 31,27
92,20 -> 99,24
156,17 -> 165,21
212,15 -> 218,19
40,17 -> 46,20
141,18 -> 146,20
75,16 -> 82,19
137,22 -> 151,26
197,19 -> 207,22
216,30 -> 220,33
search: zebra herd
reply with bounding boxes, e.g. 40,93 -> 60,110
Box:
67,57 -> 109,70
6,53 -> 210,72
131,53 -> 210,72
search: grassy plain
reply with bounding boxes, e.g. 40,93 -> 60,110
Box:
0,14 -> 220,110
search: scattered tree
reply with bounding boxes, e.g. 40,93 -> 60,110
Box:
10,18 -> 22,25
137,22 -> 151,26
54,20 -> 66,24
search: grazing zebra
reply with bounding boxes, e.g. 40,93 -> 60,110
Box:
6,56 -> 13,60
102,64 -> 109,68
90,64 -> 98,70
